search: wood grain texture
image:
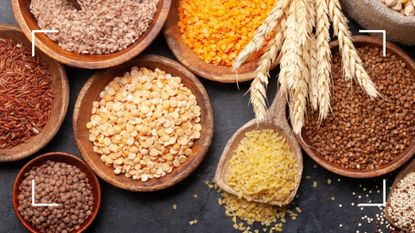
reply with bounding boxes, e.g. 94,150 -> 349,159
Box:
385,159 -> 415,232
163,0 -> 278,83
299,35 -> 415,178
73,55 -> 214,192
215,89 -> 303,206
340,0 -> 415,45
12,152 -> 101,233
0,24 -> 69,163
11,0 -> 172,69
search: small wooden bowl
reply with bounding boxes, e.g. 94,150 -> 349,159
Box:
385,159 -> 415,232
12,152 -> 101,233
73,54 -> 214,192
299,35 -> 415,178
11,0 -> 171,69
0,24 -> 69,162
163,0 -> 276,83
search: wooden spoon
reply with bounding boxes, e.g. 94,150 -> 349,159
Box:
384,159 -> 415,232
215,89 -> 303,206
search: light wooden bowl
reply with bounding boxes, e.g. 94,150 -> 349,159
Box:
341,0 -> 415,45
0,24 -> 69,163
73,55 -> 214,192
163,0 -> 277,83
11,0 -> 172,69
12,152 -> 101,233
299,36 -> 415,178
385,159 -> 415,232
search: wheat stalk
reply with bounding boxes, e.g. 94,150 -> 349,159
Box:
279,0 -> 309,134
328,0 -> 379,98
315,0 -> 332,120
233,0 -> 291,70
250,22 -> 285,121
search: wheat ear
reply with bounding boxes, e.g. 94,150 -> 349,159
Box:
250,22 -> 285,121
233,0 -> 291,70
328,0 -> 379,98
315,0 -> 332,120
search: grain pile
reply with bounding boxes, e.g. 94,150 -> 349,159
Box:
178,0 -> 275,66
87,67 -> 202,181
304,46 -> 415,170
0,38 -> 53,149
386,172 -> 415,231
382,0 -> 415,16
227,129 -> 299,204
17,161 -> 94,233
30,0 -> 159,55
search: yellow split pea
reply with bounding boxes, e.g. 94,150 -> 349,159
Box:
178,0 -> 275,66
87,67 -> 202,181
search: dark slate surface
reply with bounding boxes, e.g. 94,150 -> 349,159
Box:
1,2 -> 414,233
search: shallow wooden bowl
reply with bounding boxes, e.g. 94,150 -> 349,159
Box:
73,54 -> 214,192
385,159 -> 415,232
0,24 -> 69,162
12,152 -> 101,233
299,35 -> 415,178
163,0 -> 276,83
11,0 -> 171,69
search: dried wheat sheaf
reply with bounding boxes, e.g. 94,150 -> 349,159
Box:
234,0 -> 379,134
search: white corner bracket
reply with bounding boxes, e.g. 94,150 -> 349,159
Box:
357,179 -> 387,208
31,30 -> 59,57
358,30 -> 387,57
31,179 -> 60,207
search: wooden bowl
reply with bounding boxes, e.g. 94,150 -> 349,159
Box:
299,35 -> 415,178
341,0 -> 415,45
11,0 -> 172,69
0,24 -> 69,162
163,0 -> 276,83
385,159 -> 415,232
12,152 -> 101,233
73,54 -> 214,192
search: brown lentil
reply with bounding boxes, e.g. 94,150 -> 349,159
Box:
304,46 -> 415,170
30,0 -> 158,55
17,161 -> 94,233
0,38 -> 54,149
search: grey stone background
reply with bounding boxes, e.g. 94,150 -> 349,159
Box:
1,1 -> 414,232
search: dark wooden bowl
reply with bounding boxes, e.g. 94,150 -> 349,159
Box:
12,152 -> 101,233
11,0 -> 172,69
385,159 -> 415,232
299,35 -> 415,178
73,54 -> 214,192
163,0 -> 277,83
0,24 -> 69,162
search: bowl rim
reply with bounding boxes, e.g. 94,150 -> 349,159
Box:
12,152 -> 102,233
72,54 -> 214,191
11,0 -> 172,69
163,0 -> 278,83
0,24 -> 69,163
298,35 -> 415,178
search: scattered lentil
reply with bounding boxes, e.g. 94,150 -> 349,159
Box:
30,0 -> 159,54
87,67 -> 202,181
304,46 -> 415,170
178,0 -> 275,66
0,38 -> 54,149
227,129 -> 299,204
17,161 -> 94,233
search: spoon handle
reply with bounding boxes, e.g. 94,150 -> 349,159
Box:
265,87 -> 289,129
